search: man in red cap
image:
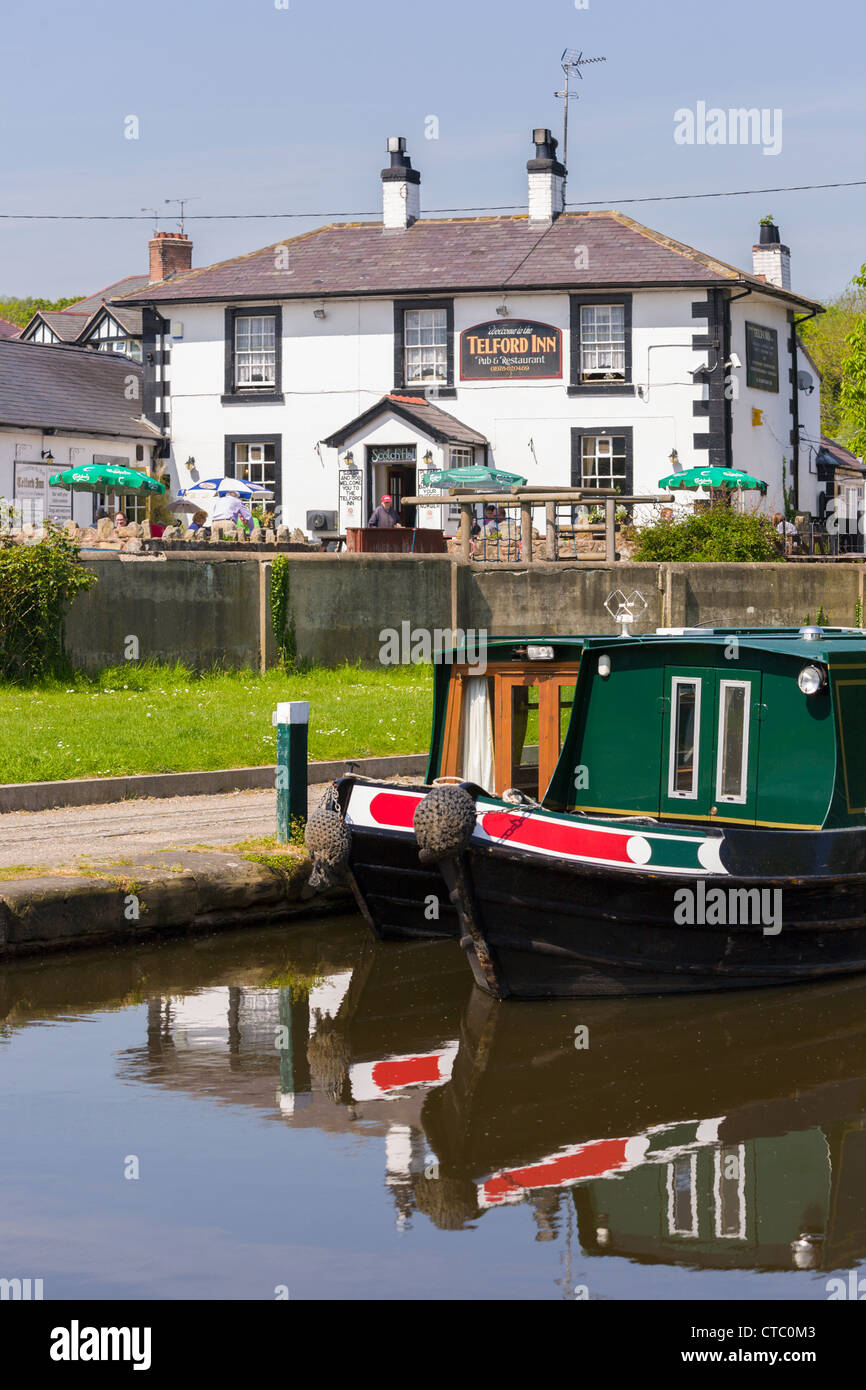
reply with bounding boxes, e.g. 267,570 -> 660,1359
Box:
367,493 -> 402,528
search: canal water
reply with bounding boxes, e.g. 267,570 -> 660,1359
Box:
2,915 -> 865,1301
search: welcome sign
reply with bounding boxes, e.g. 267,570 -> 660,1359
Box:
460,319 -> 562,380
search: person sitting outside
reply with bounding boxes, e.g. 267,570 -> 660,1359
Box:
773,511 -> 797,554
368,493 -> 401,528
187,509 -> 208,534
211,491 -> 252,535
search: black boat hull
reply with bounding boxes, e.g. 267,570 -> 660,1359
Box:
448,843 -> 866,999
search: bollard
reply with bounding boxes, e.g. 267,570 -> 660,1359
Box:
273,700 -> 309,842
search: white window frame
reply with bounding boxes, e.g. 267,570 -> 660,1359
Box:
713,1144 -> 746,1240
580,303 -> 626,380
666,1152 -> 699,1237
668,676 -> 702,800
234,314 -> 277,389
404,308 -> 448,385
715,680 -> 751,805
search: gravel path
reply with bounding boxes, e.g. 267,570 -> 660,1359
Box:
0,783 -> 335,870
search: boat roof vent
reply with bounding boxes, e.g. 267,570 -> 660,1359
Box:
799,626 -> 824,640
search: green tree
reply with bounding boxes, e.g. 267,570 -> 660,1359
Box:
799,272 -> 866,443
0,295 -> 84,328
839,266 -> 866,459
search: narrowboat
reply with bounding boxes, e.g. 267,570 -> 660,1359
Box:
420,977 -> 866,1264
305,625 -> 866,998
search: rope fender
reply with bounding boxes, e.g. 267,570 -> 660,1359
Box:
413,784 -> 477,864
304,784 -> 352,890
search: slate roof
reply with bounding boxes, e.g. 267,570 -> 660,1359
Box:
80,304 -> 143,339
23,310 -> 90,342
322,393 -> 489,448
818,436 -> 864,472
68,275 -> 149,315
0,318 -> 20,340
115,211 -> 823,312
0,340 -> 162,439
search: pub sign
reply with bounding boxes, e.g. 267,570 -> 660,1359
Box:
460,319 -> 562,380
745,322 -> 780,393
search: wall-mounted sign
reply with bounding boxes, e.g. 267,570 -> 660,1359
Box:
13,461 -> 72,524
460,319 -> 562,380
745,321 -> 780,393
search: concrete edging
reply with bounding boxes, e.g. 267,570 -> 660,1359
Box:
0,848 -> 353,958
0,752 -> 428,815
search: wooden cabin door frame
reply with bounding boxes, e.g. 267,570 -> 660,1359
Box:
439,663 -> 580,798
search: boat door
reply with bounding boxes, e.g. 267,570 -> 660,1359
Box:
659,667 -> 762,823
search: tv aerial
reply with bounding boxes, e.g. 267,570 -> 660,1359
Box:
555,49 -> 607,183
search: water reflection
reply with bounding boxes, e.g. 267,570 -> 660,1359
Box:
3,918 -> 866,1284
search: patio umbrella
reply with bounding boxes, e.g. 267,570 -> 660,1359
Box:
657,465 -> 767,495
178,476 -> 274,500
49,463 -> 166,494
420,465 -> 527,489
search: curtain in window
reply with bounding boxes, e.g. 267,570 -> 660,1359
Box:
461,676 -> 494,792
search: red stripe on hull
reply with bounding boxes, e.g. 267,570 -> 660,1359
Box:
481,810 -> 634,864
483,1138 -> 630,1203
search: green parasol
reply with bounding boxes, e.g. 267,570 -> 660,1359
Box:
421,465 -> 527,490
658,466 -> 767,495
49,463 -> 166,494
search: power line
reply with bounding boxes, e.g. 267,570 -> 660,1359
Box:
0,178 -> 864,222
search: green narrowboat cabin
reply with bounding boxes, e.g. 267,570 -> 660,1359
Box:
307,626 -> 866,998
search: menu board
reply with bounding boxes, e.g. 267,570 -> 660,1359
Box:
13,461 -> 72,525
745,322 -> 780,393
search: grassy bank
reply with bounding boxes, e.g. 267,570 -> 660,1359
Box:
0,662 -> 432,784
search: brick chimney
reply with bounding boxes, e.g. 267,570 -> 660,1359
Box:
527,128 -> 565,223
381,137 -> 421,231
149,231 -> 193,283
752,220 -> 791,290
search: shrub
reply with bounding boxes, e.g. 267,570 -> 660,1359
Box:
0,528 -> 97,680
626,502 -> 783,563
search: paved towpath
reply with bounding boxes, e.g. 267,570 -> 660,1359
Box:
0,784 -> 336,871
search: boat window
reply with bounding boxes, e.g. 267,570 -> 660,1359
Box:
714,1144 -> 746,1239
716,681 -> 750,804
667,1153 -> 698,1237
669,678 -> 701,799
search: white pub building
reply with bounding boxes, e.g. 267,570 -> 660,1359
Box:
116,130 -> 827,536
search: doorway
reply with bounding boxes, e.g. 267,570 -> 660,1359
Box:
366,445 -> 417,527
660,666 -> 762,823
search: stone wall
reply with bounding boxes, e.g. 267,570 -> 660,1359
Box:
62,552 -> 866,672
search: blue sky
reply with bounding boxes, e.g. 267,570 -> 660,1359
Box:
2,0 -> 863,302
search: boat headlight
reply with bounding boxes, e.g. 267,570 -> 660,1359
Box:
797,664 -> 826,695
598,654 -> 611,679
527,645 -> 554,661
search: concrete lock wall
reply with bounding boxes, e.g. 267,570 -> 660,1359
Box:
62,554 -> 866,672
64,555 -> 267,672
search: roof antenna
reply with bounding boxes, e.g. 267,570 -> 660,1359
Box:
164,197 -> 197,234
140,207 -> 160,233
556,50 -> 606,197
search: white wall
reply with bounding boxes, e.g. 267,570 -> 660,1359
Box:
160,285 -> 821,532
0,429 -> 153,527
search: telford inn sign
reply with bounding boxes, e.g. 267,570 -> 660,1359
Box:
745,321 -> 780,393
460,319 -> 562,380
